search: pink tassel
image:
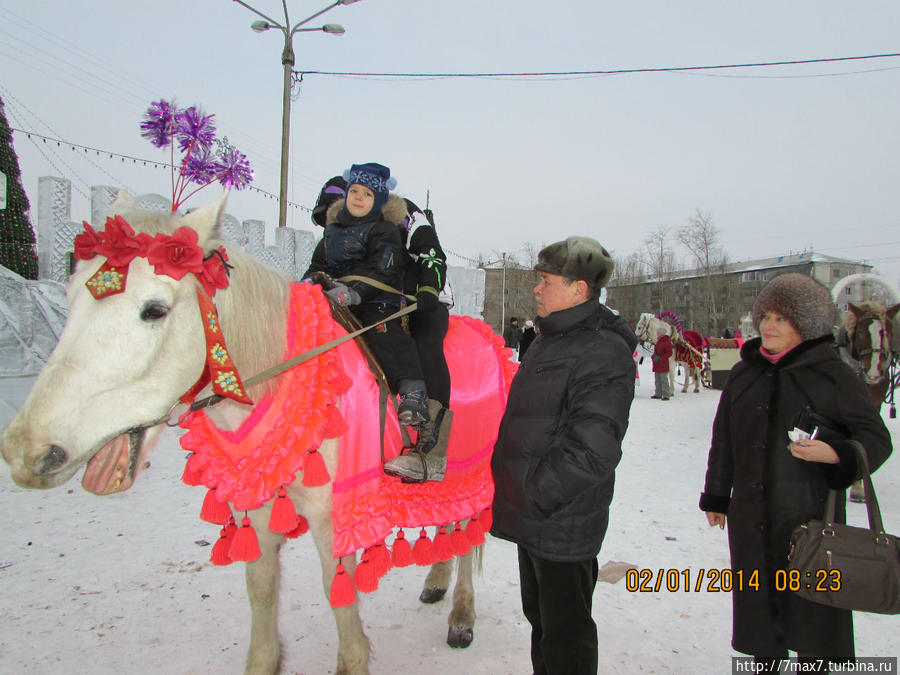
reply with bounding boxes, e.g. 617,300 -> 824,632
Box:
268,487 -> 299,533
354,552 -> 379,594
302,449 -> 330,487
200,488 -> 231,525
392,530 -> 413,567
413,528 -> 437,566
284,515 -> 310,539
450,522 -> 472,556
434,525 -> 453,562
465,515 -> 486,546
229,516 -> 261,562
368,541 -> 392,578
330,563 -> 356,608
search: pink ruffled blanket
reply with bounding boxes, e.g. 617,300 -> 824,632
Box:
179,282 -> 516,558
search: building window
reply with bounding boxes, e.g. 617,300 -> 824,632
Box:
833,268 -> 842,279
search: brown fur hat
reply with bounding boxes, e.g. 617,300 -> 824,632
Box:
534,236 -> 615,292
752,273 -> 836,341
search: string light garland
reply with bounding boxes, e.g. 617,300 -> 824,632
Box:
10,127 -> 312,213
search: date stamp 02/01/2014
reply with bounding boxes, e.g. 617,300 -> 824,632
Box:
625,567 -> 843,593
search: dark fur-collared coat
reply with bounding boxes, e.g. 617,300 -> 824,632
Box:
700,335 -> 892,658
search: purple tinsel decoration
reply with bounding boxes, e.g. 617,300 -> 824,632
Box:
181,147 -> 219,186
215,147 -> 253,190
140,99 -> 178,148
175,106 -> 216,154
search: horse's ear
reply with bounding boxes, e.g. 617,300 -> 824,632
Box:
181,190 -> 229,246
886,304 -> 900,321
109,190 -> 136,214
848,302 -> 863,317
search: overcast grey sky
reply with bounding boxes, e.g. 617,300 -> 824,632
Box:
2,0 -> 899,286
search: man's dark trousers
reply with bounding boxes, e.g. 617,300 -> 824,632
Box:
518,545 -> 599,675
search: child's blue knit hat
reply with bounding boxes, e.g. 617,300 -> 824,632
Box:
343,162 -> 397,213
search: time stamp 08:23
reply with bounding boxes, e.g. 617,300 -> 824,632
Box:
625,568 -> 842,593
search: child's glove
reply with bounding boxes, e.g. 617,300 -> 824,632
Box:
415,288 -> 439,312
324,282 -> 361,307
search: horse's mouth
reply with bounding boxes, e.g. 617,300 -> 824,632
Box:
82,427 -> 148,495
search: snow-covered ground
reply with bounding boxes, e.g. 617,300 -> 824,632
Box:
1,358 -> 898,674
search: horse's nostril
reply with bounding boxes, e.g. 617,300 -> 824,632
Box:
37,445 -> 68,475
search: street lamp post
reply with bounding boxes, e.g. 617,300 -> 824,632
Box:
233,0 -> 362,228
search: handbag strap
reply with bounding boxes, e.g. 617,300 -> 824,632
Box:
824,440 -> 887,537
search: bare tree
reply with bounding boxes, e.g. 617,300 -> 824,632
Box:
678,209 -> 727,334
642,225 -> 680,314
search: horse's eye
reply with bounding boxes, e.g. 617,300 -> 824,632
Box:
140,301 -> 170,322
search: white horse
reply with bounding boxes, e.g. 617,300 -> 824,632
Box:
1,193 -> 510,674
634,313 -> 677,395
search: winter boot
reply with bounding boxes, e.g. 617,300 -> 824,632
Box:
383,399 -> 452,483
397,380 -> 429,428
848,479 -> 866,503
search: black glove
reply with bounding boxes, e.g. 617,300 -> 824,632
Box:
415,288 -> 439,312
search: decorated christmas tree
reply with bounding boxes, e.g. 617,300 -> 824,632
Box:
0,96 -> 38,279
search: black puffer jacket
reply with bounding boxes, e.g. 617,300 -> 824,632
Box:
701,336 -> 892,657
490,300 -> 637,561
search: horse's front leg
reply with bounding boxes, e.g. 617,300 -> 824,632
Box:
244,503 -> 284,675
446,547 -> 480,648
293,439 -> 370,675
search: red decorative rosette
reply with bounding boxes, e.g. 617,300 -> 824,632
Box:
73,223 -> 103,261
146,226 -> 205,280
197,246 -> 231,296
93,215 -> 152,267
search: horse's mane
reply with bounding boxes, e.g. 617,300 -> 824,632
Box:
116,206 -> 291,399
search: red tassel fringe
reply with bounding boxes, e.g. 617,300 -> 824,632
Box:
284,515 -> 310,539
413,528 -> 437,566
392,530 -> 414,567
229,516 -> 262,562
465,515 -> 486,546
434,525 -> 453,562
481,507 -> 493,533
354,552 -> 379,594
368,541 -> 392,578
268,487 -> 299,533
210,517 -> 236,566
451,522 -> 472,556
200,488 -> 231,525
330,563 -> 356,608
302,449 -> 330,487
181,452 -> 203,486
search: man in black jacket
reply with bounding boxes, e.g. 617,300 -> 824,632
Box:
491,236 -> 637,675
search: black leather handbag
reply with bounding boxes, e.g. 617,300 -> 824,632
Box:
787,441 -> 900,614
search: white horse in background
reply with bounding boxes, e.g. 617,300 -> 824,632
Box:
1,193 -> 510,674
634,313 -> 677,395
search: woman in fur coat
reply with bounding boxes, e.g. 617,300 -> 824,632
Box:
699,273 -> 892,667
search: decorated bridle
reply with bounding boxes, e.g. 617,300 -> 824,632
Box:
73,215 -> 252,407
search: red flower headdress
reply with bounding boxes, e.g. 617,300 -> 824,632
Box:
73,216 -> 251,405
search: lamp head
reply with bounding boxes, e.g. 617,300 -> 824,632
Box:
322,23 -> 345,35
250,20 -> 271,33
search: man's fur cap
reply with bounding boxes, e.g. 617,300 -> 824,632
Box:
752,273 -> 837,341
534,236 -> 615,290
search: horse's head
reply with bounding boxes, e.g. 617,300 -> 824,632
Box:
846,301 -> 900,386
1,192 -> 235,493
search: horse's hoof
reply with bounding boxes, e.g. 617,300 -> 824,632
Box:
419,586 -> 447,604
447,626 -> 474,648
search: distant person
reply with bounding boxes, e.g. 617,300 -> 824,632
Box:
491,236 -> 637,675
700,273 -> 892,670
651,327 -> 672,400
518,319 -> 536,360
503,316 -> 523,354
722,327 -> 733,339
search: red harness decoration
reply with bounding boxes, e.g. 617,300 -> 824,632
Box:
73,216 -> 250,405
